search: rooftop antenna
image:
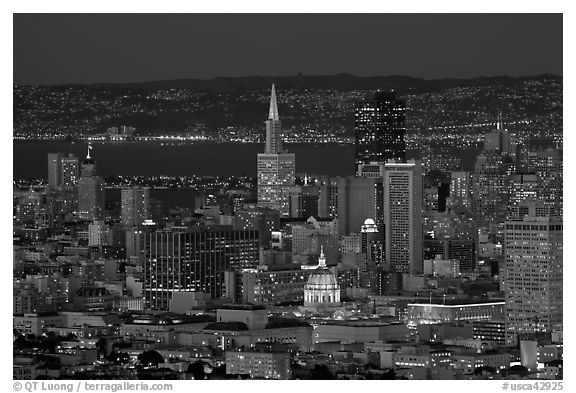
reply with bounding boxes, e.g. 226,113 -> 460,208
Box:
318,245 -> 326,267
496,110 -> 503,131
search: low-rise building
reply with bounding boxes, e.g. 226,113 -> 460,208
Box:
312,321 -> 410,343
13,312 -> 66,335
226,350 -> 291,379
407,300 -> 505,326
394,346 -> 453,369
13,364 -> 36,380
453,351 -> 511,373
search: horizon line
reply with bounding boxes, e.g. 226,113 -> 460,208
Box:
13,72 -> 562,88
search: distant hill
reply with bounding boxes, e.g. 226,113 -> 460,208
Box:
84,73 -> 561,93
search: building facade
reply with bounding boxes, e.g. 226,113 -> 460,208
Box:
77,145 -> 105,221
225,350 -> 291,379
121,187 -> 150,227
354,91 -> 406,168
504,215 -> 563,345
144,227 -> 260,309
384,160 -> 423,274
61,154 -> 80,187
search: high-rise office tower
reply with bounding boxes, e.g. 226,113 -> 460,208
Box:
265,84 -> 283,154
80,145 -> 97,177
121,187 -> 150,227
257,85 -> 296,217
356,162 -> 386,178
424,206 -> 478,271
508,173 -> 538,217
78,145 -> 105,221
78,177 -> 105,221
472,116 -> 517,228
317,177 -> 339,219
234,205 -> 280,249
144,227 -> 259,309
448,171 -> 472,210
472,153 -> 514,228
423,187 -> 440,212
288,184 -> 320,218
528,148 -> 563,218
125,227 -> 143,259
504,208 -> 563,345
483,113 -> 517,156
354,91 -> 406,169
384,160 -> 423,275
61,154 -> 79,187
47,153 -> 62,188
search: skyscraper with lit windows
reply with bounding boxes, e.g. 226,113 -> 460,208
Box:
472,117 -> 517,228
78,145 -> 105,221
61,154 -> 79,187
448,171 -> 472,210
354,91 -> 405,170
121,187 -> 150,227
257,85 -> 295,217
528,148 -> 563,218
504,206 -> 562,345
384,159 -> 423,275
47,153 -> 62,188
144,227 -> 259,309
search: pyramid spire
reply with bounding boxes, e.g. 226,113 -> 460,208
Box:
87,143 -> 92,159
268,84 -> 279,121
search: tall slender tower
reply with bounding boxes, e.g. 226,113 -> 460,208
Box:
78,144 -> 105,221
257,85 -> 295,217
47,153 -> 62,188
265,84 -> 282,154
384,159 -> 423,275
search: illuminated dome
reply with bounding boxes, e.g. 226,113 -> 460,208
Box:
361,217 -> 378,233
363,218 -> 375,226
306,270 -> 338,287
304,247 -> 340,306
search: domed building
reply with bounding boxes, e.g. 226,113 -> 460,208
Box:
304,247 -> 340,307
361,218 -> 378,233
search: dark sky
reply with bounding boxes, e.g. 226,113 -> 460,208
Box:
14,13 -> 562,85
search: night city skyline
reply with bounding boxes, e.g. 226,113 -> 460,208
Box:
12,12 -> 564,383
